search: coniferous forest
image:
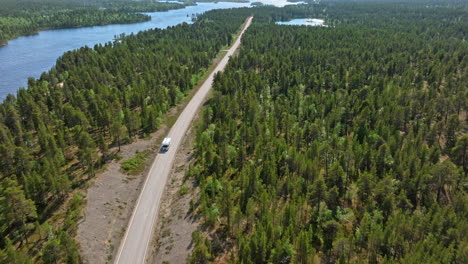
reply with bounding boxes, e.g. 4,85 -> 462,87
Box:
189,2 -> 467,263
0,0 -> 466,263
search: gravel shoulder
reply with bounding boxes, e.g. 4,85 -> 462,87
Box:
76,127 -> 167,264
149,115 -> 201,264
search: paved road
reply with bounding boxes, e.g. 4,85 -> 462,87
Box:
114,16 -> 253,264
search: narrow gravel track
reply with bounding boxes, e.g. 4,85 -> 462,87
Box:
114,16 -> 253,264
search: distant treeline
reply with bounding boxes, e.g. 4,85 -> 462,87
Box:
188,2 -> 467,264
0,8 -> 247,262
0,0 -> 188,45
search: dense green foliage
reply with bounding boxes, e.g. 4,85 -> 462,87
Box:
190,2 -> 467,263
0,8 -> 248,262
0,0 -> 186,45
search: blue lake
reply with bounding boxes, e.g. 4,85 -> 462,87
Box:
0,2 -> 255,99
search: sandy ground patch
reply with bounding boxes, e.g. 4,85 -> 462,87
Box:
77,126 -> 167,264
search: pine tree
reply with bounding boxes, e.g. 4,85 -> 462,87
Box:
0,178 -> 37,242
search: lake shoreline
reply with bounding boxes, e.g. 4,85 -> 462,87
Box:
0,17 -> 154,48
0,0 -> 305,99
0,1 -> 254,99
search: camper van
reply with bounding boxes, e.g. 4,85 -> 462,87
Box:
161,137 -> 171,152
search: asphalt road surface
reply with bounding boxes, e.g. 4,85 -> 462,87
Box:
114,16 -> 253,264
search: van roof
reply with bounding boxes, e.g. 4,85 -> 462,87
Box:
162,138 -> 171,145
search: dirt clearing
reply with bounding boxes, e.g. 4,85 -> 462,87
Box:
76,127 -> 166,264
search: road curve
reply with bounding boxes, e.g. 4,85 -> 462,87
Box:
114,16 -> 253,264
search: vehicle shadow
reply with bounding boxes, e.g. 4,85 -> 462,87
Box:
158,147 -> 168,154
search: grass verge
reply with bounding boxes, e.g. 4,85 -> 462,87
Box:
121,151 -> 149,175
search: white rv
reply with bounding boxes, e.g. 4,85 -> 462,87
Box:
162,137 -> 171,151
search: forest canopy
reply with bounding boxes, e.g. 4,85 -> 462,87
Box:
188,2 -> 467,263
0,0 -> 466,263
